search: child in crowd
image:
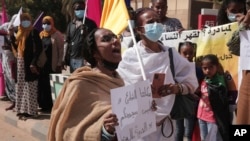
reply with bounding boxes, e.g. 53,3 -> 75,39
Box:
197,54 -> 230,141
175,41 -> 203,141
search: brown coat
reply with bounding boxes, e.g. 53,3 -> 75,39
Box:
48,66 -> 124,141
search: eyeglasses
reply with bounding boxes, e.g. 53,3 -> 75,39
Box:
101,34 -> 119,42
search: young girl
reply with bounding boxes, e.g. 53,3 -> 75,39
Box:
197,54 -> 230,141
175,41 -> 203,141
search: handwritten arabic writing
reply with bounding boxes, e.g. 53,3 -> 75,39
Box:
120,107 -> 138,127
111,80 -> 156,141
125,90 -> 137,104
120,121 -> 154,141
139,86 -> 151,97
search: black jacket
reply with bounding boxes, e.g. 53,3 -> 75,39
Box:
11,29 -> 42,81
64,17 -> 97,64
208,82 -> 230,141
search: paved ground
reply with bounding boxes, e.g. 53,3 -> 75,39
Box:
0,118 -> 39,141
0,99 -> 49,141
0,95 -> 236,141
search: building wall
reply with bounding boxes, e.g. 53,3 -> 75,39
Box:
131,0 -> 191,29
130,0 -> 217,30
167,0 -> 191,29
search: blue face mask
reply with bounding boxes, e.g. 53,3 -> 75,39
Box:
143,22 -> 164,42
42,24 -> 51,31
228,12 -> 236,22
75,10 -> 85,19
21,20 -> 31,28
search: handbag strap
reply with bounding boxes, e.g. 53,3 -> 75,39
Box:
160,48 -> 175,138
161,116 -> 174,138
168,48 -> 177,83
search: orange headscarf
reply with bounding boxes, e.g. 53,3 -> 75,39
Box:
15,13 -> 33,57
39,16 -> 57,38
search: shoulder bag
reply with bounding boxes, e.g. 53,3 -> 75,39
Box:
168,48 -> 198,120
31,31 -> 47,68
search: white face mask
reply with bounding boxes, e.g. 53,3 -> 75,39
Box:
227,12 -> 237,22
143,22 -> 164,42
42,24 -> 51,31
21,20 -> 31,28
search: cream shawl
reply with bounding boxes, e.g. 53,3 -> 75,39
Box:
48,66 -> 124,141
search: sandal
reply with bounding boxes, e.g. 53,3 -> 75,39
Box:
5,102 -> 15,111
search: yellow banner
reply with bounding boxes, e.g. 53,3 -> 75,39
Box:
160,22 -> 239,89
100,0 -> 129,35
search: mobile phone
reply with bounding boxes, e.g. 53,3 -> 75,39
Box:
152,73 -> 165,98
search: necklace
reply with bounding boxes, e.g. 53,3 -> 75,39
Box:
94,67 -> 117,78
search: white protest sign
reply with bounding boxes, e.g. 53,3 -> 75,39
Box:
240,30 -> 250,70
111,80 -> 156,141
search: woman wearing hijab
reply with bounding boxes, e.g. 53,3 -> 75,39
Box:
38,16 -> 64,112
9,13 -> 42,120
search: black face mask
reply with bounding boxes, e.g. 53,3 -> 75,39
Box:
102,59 -> 119,71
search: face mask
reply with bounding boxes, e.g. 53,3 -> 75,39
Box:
75,10 -> 85,19
228,12 -> 236,22
21,20 -> 31,28
102,59 -> 119,71
143,22 -> 164,42
42,24 -> 51,31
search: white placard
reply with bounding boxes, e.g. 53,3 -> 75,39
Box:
240,30 -> 250,70
111,80 -> 156,141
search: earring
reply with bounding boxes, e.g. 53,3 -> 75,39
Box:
98,60 -> 104,67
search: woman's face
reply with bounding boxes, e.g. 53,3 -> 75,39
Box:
94,29 -> 121,64
226,2 -> 245,14
179,45 -> 195,62
136,10 -> 160,33
151,0 -> 167,19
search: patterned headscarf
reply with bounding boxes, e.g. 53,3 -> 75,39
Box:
39,16 -> 57,38
15,13 -> 33,57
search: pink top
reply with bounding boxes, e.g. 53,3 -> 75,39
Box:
197,80 -> 216,123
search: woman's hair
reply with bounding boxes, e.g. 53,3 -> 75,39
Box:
83,28 -> 99,68
127,6 -> 135,19
217,0 -> 246,25
151,0 -> 167,4
201,54 -> 220,66
178,41 -> 197,60
135,7 -> 156,27
20,13 -> 32,21
178,41 -> 197,52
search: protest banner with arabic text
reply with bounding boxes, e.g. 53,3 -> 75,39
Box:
160,22 -> 239,89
